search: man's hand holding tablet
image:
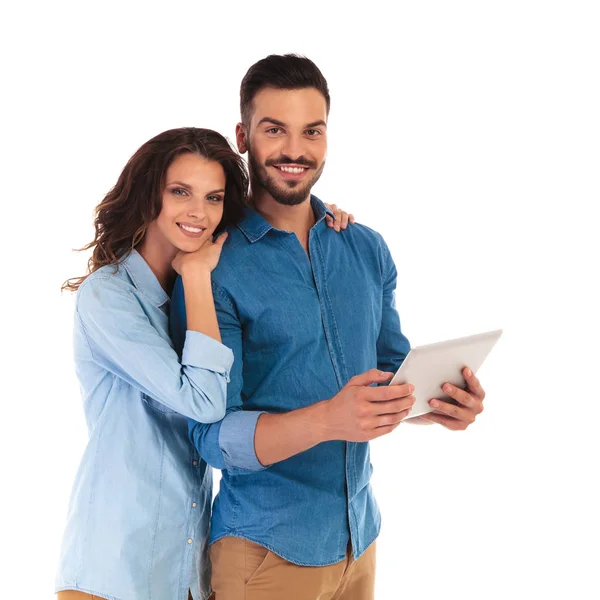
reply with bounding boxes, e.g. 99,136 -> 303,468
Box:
389,329 -> 502,431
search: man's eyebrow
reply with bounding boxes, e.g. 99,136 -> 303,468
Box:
306,120 -> 327,129
257,117 -> 287,128
256,117 -> 327,129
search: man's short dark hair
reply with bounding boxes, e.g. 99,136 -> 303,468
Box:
240,54 -> 330,126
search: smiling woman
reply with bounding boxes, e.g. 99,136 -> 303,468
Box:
62,128 -> 247,293
158,156 -> 227,243
55,128 -> 249,600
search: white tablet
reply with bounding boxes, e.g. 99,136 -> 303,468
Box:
389,329 -> 503,419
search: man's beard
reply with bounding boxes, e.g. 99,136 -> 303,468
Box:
248,149 -> 325,206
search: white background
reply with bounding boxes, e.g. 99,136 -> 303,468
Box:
1,1 -> 598,598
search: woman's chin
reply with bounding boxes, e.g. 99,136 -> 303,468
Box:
176,240 -> 204,253
172,232 -> 207,253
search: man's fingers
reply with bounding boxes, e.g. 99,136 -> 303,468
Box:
347,369 -> 394,388
429,398 -> 474,423
371,410 -> 412,438
372,396 -> 415,416
441,383 -> 475,408
463,367 -> 485,401
376,411 -> 408,427
367,383 -> 414,401
439,382 -> 484,415
420,413 -> 468,431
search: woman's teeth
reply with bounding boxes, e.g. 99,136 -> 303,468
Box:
179,224 -> 204,233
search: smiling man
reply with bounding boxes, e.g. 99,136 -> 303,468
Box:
245,89 -> 326,204
171,54 -> 486,600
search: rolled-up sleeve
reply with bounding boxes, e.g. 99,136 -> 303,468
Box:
218,411 -> 266,471
171,277 -> 268,474
183,330 -> 233,380
77,276 -> 230,423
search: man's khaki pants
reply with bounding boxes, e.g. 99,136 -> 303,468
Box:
209,536 -> 376,600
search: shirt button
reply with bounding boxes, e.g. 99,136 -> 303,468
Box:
192,502 -> 197,508
192,460 -> 198,466
188,538 -> 193,544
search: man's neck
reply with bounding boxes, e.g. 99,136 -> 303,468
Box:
250,190 -> 316,251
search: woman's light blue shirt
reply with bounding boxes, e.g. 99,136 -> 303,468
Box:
55,250 -> 233,600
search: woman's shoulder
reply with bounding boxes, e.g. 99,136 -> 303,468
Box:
76,263 -> 136,311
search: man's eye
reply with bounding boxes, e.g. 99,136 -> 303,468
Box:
267,127 -> 281,134
307,129 -> 321,136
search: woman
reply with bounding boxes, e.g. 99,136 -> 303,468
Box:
56,127 -> 353,600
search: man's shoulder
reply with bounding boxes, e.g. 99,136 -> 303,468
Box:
343,221 -> 386,246
221,224 -> 251,251
322,218 -> 396,281
314,194 -> 386,248
214,225 -> 253,269
331,221 -> 391,264
210,225 -> 254,292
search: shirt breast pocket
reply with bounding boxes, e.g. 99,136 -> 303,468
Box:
141,393 -> 178,415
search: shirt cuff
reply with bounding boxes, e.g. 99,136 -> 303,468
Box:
182,330 -> 234,380
219,410 -> 268,472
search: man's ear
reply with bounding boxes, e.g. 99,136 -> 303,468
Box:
236,123 -> 248,154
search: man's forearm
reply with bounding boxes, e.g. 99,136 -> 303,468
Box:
254,400 -> 332,466
182,269 -> 221,343
253,369 -> 413,465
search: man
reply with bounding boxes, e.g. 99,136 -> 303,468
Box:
171,54 -> 486,600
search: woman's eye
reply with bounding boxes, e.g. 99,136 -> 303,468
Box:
172,188 -> 187,196
207,195 -> 223,203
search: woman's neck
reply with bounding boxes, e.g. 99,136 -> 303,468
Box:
137,223 -> 178,294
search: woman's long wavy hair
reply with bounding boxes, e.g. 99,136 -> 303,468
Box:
62,127 -> 248,292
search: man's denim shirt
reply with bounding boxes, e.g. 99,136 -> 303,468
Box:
171,196 -> 410,566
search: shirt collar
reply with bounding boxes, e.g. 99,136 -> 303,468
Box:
237,195 -> 335,244
121,249 -> 170,308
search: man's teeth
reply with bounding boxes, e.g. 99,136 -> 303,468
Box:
179,224 -> 204,233
278,166 -> 306,173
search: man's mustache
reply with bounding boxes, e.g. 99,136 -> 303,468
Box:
265,156 -> 317,169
